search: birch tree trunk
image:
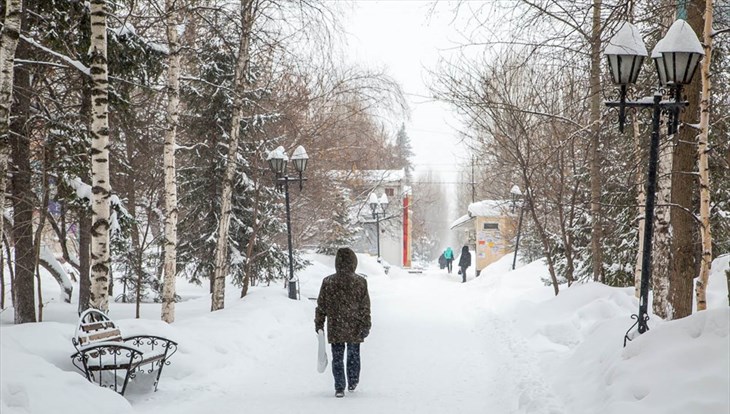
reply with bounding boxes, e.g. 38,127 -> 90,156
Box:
211,0 -> 254,311
589,0 -> 604,282
652,134 -> 673,319
652,6 -> 680,320
0,0 -> 23,247
694,0 -> 714,311
78,83 -> 93,315
161,0 -> 183,323
89,0 -> 112,312
632,112 -> 645,298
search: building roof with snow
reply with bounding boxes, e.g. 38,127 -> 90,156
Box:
450,199 -> 512,229
468,199 -> 511,217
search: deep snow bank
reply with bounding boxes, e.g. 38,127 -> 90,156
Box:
477,254 -> 729,414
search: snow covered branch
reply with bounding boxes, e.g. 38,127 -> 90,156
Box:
19,35 -> 90,75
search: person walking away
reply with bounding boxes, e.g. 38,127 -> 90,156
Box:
458,245 -> 471,283
444,247 -> 455,274
315,247 -> 371,398
438,252 -> 447,270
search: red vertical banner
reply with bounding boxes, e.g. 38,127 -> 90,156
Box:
402,193 -> 411,267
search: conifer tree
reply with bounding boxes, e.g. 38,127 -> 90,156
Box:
394,124 -> 414,182
317,189 -> 357,255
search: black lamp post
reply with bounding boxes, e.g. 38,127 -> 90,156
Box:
510,185 -> 524,271
604,21 -> 703,345
368,192 -> 389,261
267,145 -> 309,300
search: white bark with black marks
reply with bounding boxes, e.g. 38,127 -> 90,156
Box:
653,133 -> 673,319
211,0 -> 254,311
161,0 -> 183,323
632,113 -> 645,298
89,0 -> 112,312
695,0 -> 714,311
0,0 -> 23,252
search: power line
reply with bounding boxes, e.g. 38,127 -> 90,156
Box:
409,181 -> 475,185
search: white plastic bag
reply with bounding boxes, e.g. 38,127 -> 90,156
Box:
317,329 -> 328,373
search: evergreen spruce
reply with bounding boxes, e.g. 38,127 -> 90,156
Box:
317,188 -> 358,255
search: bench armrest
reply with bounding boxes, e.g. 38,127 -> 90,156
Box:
123,335 -> 178,360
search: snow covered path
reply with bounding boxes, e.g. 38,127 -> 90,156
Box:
130,266 -> 563,414
3,254 -> 726,414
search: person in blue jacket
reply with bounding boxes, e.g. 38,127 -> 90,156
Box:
443,247 -> 455,274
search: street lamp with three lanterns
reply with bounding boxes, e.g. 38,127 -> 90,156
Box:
603,19 -> 704,344
267,145 -> 309,300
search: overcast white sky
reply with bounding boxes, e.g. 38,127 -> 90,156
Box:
342,0 -> 468,180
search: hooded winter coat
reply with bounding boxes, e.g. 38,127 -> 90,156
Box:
315,248 -> 372,344
458,246 -> 471,269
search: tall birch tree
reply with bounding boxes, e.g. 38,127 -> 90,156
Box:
211,0 -> 255,311
694,0 -> 714,311
649,5 -> 676,319
89,0 -> 112,312
0,0 -> 23,245
161,0 -> 183,323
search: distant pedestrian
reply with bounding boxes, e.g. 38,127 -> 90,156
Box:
438,253 -> 447,269
443,247 -> 455,274
315,247 -> 372,398
458,245 -> 471,283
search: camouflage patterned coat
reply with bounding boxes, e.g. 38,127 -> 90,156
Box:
314,248 -> 371,344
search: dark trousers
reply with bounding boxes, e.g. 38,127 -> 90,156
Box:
460,266 -> 468,282
446,260 -> 453,273
331,343 -> 360,391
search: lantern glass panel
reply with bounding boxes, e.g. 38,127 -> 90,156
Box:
368,193 -> 379,215
663,51 -> 702,85
606,54 -> 620,84
684,52 -> 701,84
268,157 -> 285,175
606,55 -> 643,85
378,194 -> 389,212
292,157 -> 308,173
653,55 -> 668,86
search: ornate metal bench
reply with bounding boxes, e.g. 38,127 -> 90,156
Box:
71,309 -> 178,395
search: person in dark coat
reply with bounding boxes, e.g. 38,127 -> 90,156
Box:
315,247 -> 371,398
438,253 -> 447,269
458,245 -> 471,283
443,247 -> 455,273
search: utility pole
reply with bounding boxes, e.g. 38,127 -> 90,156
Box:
471,156 -> 475,202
